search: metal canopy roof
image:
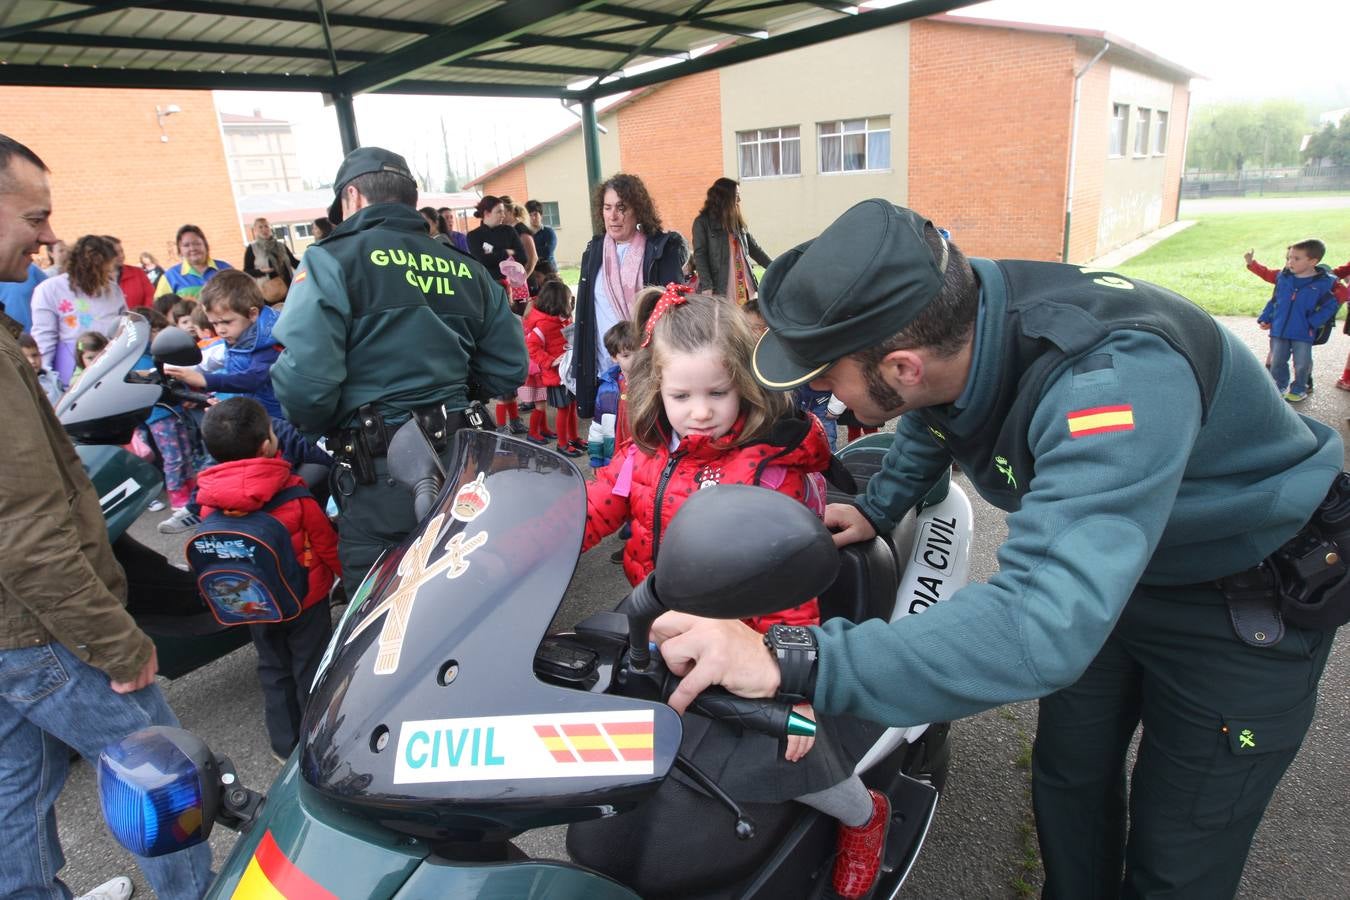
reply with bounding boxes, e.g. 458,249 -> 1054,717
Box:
0,0 -> 976,100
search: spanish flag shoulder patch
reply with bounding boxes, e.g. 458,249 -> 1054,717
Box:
292,269 -> 307,284
1066,404 -> 1134,438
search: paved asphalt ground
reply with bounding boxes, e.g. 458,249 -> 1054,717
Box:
55,317 -> 1349,899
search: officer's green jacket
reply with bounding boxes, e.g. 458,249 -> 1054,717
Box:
271,203 -> 527,434
814,259 -> 1343,728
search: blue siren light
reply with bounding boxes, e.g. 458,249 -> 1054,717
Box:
97,727 -> 212,857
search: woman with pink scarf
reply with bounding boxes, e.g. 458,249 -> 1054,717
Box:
573,173 -> 688,419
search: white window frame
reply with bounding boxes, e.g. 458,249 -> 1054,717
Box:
1153,110 -> 1169,156
817,117 -> 891,174
1133,107 -> 1152,157
1109,103 -> 1129,157
736,126 -> 802,180
537,201 -> 561,228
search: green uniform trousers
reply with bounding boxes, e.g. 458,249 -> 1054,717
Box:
332,446 -> 456,579
1032,580 -> 1333,900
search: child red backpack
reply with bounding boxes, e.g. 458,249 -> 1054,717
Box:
185,485 -> 311,625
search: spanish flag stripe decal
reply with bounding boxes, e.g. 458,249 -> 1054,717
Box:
577,747 -> 620,762
231,858 -> 286,900
229,830 -> 337,900
603,722 -> 653,735
1066,404 -> 1134,438
533,724 -> 578,762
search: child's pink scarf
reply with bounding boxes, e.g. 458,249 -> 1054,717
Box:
602,231 -> 646,321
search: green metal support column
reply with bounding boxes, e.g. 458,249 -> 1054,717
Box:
331,91 -> 361,155
581,97 -> 602,196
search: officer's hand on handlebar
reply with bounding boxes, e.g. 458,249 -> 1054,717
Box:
824,503 -> 877,548
162,364 -> 207,389
651,612 -> 782,715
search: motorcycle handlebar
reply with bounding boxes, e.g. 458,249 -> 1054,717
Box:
166,385 -> 213,406
678,685 -> 815,740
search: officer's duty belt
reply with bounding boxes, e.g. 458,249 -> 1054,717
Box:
329,403 -> 464,487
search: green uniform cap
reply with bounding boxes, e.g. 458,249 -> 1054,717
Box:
327,146 -> 416,225
752,199 -> 949,390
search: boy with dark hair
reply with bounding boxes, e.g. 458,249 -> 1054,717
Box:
196,397 -> 340,760
163,269 -> 283,417
1245,239 -> 1346,402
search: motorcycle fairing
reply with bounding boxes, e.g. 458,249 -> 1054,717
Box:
56,313 -> 161,444
303,430 -> 681,839
80,443 -> 161,539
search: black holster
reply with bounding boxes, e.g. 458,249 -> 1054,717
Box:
1217,471 -> 1350,643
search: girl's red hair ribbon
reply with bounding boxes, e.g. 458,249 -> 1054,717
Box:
640,282 -> 694,348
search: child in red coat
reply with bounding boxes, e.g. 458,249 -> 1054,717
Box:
583,285 -> 888,899
196,397 -> 341,760
525,279 -> 584,457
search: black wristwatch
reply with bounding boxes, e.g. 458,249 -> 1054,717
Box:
764,624 -> 819,702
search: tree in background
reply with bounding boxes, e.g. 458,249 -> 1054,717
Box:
1303,113 -> 1350,167
1186,100 -> 1309,172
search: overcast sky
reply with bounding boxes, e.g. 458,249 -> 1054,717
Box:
214,0 -> 1350,188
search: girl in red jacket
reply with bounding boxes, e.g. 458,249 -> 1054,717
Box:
525,279 -> 584,457
583,284 -> 888,899
196,397 -> 342,760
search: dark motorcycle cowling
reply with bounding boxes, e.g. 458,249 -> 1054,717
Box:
301,430 -> 681,840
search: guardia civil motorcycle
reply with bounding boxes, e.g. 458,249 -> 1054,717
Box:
55,313 -> 250,677
95,421 -> 973,898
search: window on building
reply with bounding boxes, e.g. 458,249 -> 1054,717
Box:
293,223 -> 312,238
1134,108 -> 1151,156
538,201 -> 562,228
1109,104 -> 1129,156
737,126 -> 802,179
1153,110 -> 1169,155
818,117 -> 891,173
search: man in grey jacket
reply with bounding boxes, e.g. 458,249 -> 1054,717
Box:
0,134 -> 213,900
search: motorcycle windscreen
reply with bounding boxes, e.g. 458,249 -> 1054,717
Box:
302,429 -> 681,839
56,313 -> 161,443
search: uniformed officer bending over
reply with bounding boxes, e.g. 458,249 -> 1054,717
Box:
272,148 -> 527,576
654,199 -> 1342,899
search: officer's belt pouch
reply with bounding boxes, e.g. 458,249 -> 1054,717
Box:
1272,471 -> 1350,632
1215,566 -> 1284,648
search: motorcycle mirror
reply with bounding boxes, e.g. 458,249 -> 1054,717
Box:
151,326 -> 202,366
387,419 -> 446,521
653,485 -> 839,619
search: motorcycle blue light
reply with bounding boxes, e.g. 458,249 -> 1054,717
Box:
97,729 -> 207,857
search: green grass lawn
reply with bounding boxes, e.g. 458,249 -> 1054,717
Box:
1114,211 -> 1350,315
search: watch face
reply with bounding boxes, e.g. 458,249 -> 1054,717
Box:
772,625 -> 815,649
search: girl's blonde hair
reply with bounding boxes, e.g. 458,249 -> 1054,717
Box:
626,287 -> 790,453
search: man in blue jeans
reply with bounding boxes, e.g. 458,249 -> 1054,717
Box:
0,135 -> 214,900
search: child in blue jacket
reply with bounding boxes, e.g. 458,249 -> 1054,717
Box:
164,269 -> 283,417
1246,239 -> 1343,402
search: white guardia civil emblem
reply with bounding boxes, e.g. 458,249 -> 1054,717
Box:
344,511 -> 487,675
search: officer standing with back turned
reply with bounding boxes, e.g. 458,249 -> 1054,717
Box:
272,147 -> 527,576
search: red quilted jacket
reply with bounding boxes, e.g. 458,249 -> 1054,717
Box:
524,306 -> 570,388
584,411 -> 832,632
195,456 -> 342,610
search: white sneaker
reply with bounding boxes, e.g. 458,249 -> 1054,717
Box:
77,875 -> 134,900
157,507 -> 201,534
146,498 -> 166,512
